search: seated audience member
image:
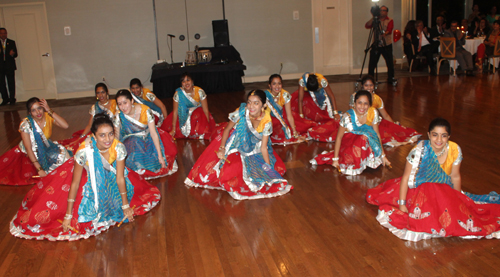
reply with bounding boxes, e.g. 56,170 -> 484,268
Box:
430,16 -> 446,40
443,20 -> 475,76
472,18 -> 491,37
486,6 -> 499,24
476,20 -> 500,69
411,20 -> 437,75
461,19 -> 471,37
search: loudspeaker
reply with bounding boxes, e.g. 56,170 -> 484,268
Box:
212,20 -> 230,47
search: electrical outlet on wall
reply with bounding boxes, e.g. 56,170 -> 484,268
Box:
293,11 -> 299,20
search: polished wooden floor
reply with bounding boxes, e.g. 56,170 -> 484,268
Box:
1,73 -> 500,276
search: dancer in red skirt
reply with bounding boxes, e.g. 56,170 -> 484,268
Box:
291,72 -> 341,124
185,90 -> 292,200
10,113 -> 161,241
350,75 -> 420,146
130,78 -> 167,127
58,83 -> 118,153
366,118 -> 500,241
162,73 -> 216,140
0,98 -> 72,185
115,90 -> 177,179
309,75 -> 421,145
310,90 -> 391,175
265,74 -> 317,145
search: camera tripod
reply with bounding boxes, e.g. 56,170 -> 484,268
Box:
357,16 -> 397,88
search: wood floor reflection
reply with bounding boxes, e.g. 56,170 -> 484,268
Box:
0,73 -> 499,276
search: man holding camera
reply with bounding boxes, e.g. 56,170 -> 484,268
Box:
365,6 -> 396,85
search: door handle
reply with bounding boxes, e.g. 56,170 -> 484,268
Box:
42,53 -> 50,57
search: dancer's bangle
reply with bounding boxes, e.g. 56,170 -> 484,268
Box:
47,109 -> 54,117
397,199 -> 406,205
333,110 -> 339,115
381,154 -> 386,158
299,114 -> 304,118
67,199 -> 75,203
64,214 -> 73,220
36,166 -> 43,172
332,157 -> 339,161
122,204 -> 130,210
120,191 -> 127,195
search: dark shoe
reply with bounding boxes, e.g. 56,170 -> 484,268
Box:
388,78 -> 398,86
466,70 -> 475,76
9,98 -> 16,105
0,100 -> 9,106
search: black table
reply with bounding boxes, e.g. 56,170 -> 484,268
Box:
151,46 -> 246,98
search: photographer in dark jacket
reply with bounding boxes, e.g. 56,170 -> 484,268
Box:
0,28 -> 18,106
365,5 -> 396,84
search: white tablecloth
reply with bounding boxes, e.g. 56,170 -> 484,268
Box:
464,38 -> 483,54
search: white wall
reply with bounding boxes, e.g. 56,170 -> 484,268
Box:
0,0 -> 403,98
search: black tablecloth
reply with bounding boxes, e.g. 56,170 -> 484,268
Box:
151,46 -> 246,98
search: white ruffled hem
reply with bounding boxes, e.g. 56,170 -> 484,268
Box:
184,177 -> 292,201
375,209 -> 500,242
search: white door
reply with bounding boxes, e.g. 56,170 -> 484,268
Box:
0,3 -> 57,101
312,0 -> 351,75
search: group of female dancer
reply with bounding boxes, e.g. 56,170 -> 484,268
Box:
1,72 -> 499,242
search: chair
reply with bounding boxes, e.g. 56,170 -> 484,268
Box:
410,44 -> 439,73
486,38 -> 500,73
437,37 -> 458,76
409,44 -> 430,73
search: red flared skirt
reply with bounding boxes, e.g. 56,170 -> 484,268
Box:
185,134 -> 292,200
310,133 -> 382,175
378,120 -> 421,147
308,119 -> 420,145
270,108 -> 318,145
0,146 -> 38,186
290,89 -> 332,124
57,130 -> 87,154
366,178 -> 500,241
10,159 -> 161,241
160,107 -> 216,140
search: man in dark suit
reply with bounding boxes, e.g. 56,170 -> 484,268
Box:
411,20 -> 437,75
443,20 -> 475,76
0,28 -> 18,105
